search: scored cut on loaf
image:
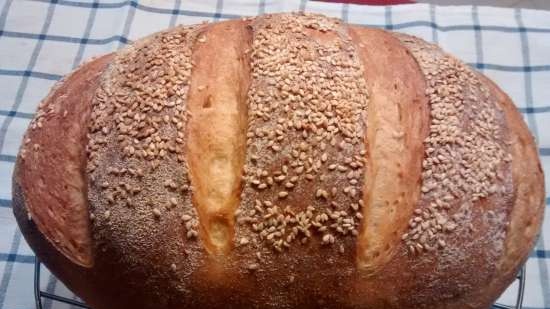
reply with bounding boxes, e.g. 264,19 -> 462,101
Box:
12,12 -> 545,309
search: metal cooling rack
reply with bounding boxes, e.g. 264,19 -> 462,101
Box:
34,258 -> 526,309
34,259 -> 89,309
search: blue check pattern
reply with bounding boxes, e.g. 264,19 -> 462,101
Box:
0,1 -> 549,308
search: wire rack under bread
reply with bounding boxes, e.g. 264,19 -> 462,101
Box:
33,258 -> 526,309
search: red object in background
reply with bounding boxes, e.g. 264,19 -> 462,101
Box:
317,0 -> 415,4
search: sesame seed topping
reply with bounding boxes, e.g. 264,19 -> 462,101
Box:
86,25 -> 199,247
236,13 -> 368,253
397,34 -> 509,255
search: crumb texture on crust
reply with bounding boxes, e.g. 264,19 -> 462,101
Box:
349,27 -> 429,273
186,20 -> 251,254
11,12 -> 545,309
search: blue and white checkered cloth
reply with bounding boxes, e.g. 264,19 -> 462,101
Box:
0,1 -> 548,308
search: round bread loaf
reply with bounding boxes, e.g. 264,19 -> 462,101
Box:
12,13 -> 545,309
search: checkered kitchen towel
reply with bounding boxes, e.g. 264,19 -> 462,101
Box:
0,1 -> 549,308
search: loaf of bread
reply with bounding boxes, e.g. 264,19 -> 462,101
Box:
12,13 -> 545,309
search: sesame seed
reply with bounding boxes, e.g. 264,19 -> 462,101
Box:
247,263 -> 259,271
187,230 -> 198,239
275,175 -> 286,182
322,234 -> 335,245
444,222 -> 457,232
315,189 -> 329,199
153,208 -> 161,218
337,165 -> 347,172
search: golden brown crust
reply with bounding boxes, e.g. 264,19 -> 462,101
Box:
371,32 -> 516,309
85,24 -> 207,306
466,73 -> 545,308
481,74 -> 545,274
12,56 -> 144,309
12,13 -> 545,309
15,53 -> 113,267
